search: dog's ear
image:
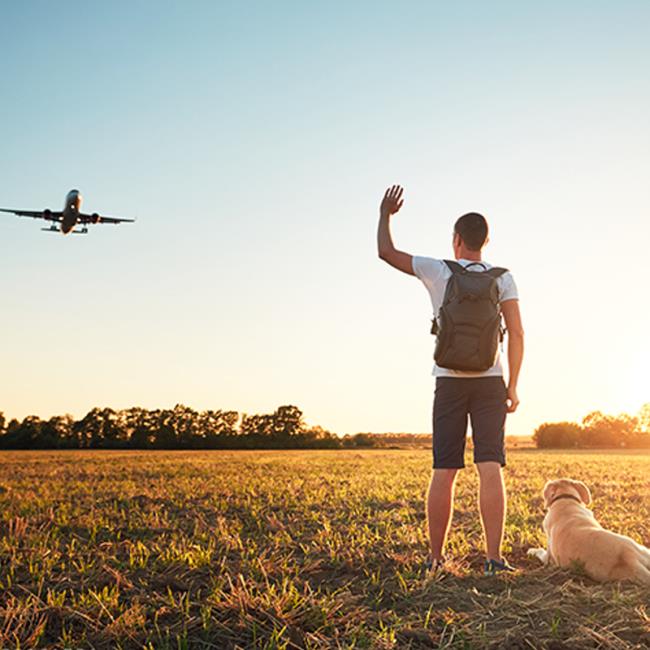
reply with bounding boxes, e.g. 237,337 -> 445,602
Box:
571,480 -> 591,505
542,480 -> 559,508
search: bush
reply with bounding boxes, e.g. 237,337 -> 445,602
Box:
533,422 -> 582,448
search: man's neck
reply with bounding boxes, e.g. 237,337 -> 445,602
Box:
455,250 -> 482,262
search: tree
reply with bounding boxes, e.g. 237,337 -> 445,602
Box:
581,411 -> 638,448
73,407 -> 128,448
533,422 -> 582,448
240,413 -> 274,438
0,403 -> 341,449
298,425 -> 341,449
197,410 -> 239,448
0,416 -> 44,449
239,406 -> 309,448
342,433 -> 378,448
40,415 -> 75,448
74,408 -> 103,448
271,405 -> 306,438
121,407 -> 155,448
169,404 -> 199,448
99,408 -> 127,448
639,403 -> 650,433
151,409 -> 178,449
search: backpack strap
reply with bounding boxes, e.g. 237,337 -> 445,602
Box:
443,260 -> 465,274
487,267 -> 509,309
444,260 -> 507,276
486,267 -> 509,278
463,261 -> 488,272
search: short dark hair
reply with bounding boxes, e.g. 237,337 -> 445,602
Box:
454,212 -> 489,251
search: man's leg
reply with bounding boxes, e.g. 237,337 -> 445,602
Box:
426,468 -> 458,561
476,461 -> 506,561
429,377 -> 469,562
470,377 -> 508,562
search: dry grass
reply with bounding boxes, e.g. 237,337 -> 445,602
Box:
1,449 -> 650,648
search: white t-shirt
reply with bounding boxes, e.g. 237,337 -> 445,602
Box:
412,256 -> 519,378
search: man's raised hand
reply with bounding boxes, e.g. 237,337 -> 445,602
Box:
380,185 -> 404,217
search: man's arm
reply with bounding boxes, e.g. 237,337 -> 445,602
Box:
377,185 -> 415,276
501,299 -> 524,413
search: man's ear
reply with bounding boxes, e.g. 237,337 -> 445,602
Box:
571,480 -> 592,505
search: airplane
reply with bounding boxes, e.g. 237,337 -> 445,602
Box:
0,189 -> 135,234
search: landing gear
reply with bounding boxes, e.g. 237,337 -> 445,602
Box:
39,225 -> 88,234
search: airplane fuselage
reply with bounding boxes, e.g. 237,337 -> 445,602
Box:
61,189 -> 82,234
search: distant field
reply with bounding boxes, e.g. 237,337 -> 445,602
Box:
1,449 -> 650,649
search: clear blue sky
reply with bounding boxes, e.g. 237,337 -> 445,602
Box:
1,1 -> 649,435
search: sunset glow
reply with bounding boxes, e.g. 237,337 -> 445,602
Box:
1,2 -> 649,437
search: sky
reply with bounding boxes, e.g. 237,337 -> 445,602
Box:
1,1 -> 649,436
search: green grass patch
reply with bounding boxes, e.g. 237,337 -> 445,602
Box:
1,449 -> 650,648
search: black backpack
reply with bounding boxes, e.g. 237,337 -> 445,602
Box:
431,260 -> 508,372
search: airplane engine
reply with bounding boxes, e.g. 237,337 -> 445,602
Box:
91,212 -> 101,224
43,209 -> 52,219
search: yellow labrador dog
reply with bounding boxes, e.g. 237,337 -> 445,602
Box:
527,478 -> 650,585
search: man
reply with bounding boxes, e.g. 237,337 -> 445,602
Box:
376,185 -> 524,576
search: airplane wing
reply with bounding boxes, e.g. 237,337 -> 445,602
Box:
78,212 -> 136,224
0,208 -> 63,221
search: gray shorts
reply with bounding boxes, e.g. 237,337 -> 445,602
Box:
432,376 -> 507,469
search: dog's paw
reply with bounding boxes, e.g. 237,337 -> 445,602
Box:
527,547 -> 548,564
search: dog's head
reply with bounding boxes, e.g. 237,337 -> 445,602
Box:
542,478 -> 591,508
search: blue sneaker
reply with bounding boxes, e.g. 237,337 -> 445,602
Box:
424,556 -> 448,576
484,557 -> 516,576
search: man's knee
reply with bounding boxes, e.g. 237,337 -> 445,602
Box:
431,468 -> 458,486
475,461 -> 503,480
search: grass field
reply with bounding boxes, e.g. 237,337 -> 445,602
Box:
1,449 -> 650,649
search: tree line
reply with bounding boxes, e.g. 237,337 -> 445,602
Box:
0,405 -> 378,450
6,402 -> 647,451
534,404 -> 650,449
